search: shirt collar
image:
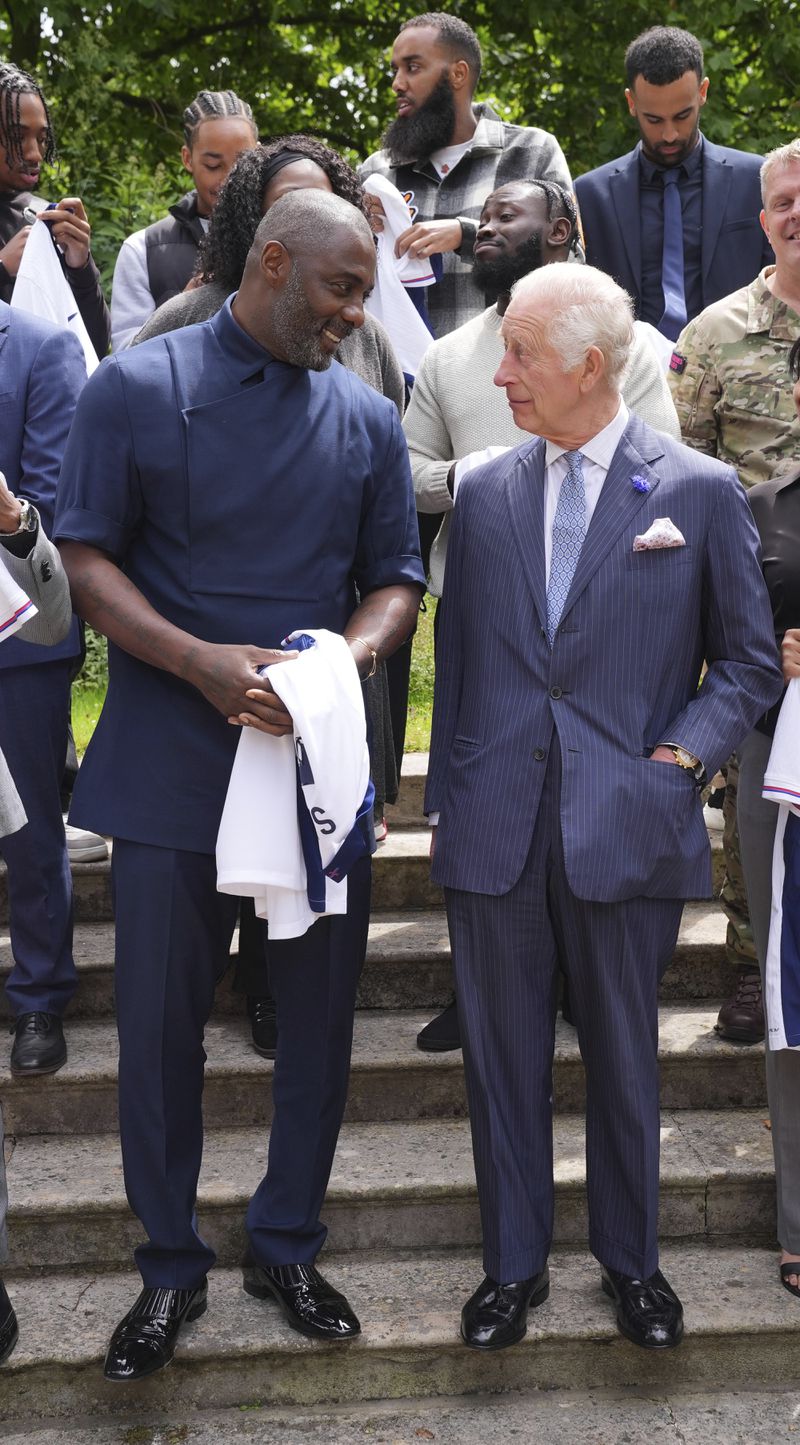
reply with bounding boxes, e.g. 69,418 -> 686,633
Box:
209,294 -> 278,381
638,133 -> 704,184
746,267 -> 800,341
545,399 -> 630,472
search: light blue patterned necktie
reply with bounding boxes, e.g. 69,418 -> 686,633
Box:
659,166 -> 687,341
546,449 -> 587,647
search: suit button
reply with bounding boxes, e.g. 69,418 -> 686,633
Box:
550,686 -> 562,700
533,747 -> 546,761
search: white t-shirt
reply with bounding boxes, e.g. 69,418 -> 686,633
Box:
429,140 -> 473,179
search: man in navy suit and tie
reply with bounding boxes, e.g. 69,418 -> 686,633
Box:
575,27 -> 772,341
425,263 -> 783,1351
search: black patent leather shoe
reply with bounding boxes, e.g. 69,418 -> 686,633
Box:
460,1267 -> 550,1350
10,1012 -> 66,1076
0,1281 -> 19,1366
247,994 -> 277,1060
242,1261 -> 360,1340
416,998 -> 461,1052
601,1266 -> 684,1349
103,1281 -> 208,1381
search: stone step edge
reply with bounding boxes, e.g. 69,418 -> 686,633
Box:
0,1004 -> 763,1095
0,1244 -> 792,1374
5,1109 -> 776,1220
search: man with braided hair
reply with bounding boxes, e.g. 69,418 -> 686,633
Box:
0,60 -> 110,358
110,88 -> 258,350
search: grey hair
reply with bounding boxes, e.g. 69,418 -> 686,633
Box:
509,264 -> 635,386
760,138 -> 800,204
248,188 -> 373,262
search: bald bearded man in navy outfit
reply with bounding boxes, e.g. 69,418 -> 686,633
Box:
56,191 -> 425,1381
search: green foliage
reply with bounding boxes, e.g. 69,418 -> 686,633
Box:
2,0 -> 799,251
75,625 -> 108,693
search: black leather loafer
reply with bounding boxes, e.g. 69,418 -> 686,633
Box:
461,1267 -> 550,1350
416,999 -> 461,1052
601,1266 -> 684,1349
0,1281 -> 19,1366
247,995 -> 277,1060
242,1261 -> 360,1340
103,1281 -> 208,1381
10,1012 -> 67,1076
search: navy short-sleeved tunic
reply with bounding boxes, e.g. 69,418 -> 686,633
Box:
55,299 -> 425,853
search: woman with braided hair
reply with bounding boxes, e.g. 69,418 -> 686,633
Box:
0,60 -> 110,357
110,88 -> 258,350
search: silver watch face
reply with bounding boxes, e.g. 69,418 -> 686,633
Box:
18,501 -> 36,532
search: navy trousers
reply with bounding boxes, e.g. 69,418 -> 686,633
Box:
111,839 -> 371,1289
445,744 -> 682,1283
0,660 -> 76,1017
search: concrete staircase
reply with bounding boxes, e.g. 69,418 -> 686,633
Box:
1,755 -> 798,1430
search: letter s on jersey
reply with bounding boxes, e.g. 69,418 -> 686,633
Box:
311,806 -> 336,835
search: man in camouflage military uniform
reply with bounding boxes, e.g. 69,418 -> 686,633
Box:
669,137 -> 800,1042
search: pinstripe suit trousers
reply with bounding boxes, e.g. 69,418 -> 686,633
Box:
446,740 -> 683,1282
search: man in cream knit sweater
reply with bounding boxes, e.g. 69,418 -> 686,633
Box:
405,179 -> 679,597
404,178 -> 680,1051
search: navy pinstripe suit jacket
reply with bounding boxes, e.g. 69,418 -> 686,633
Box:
425,413 -> 784,902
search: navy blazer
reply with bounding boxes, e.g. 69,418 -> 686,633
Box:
0,300 -> 86,668
575,139 -> 773,319
425,414 -> 783,902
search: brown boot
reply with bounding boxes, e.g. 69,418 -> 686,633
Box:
715,969 -> 764,1043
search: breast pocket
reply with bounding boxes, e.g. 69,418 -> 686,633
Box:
624,545 -> 694,572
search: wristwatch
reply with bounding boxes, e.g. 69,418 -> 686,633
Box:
669,745 -> 702,774
13,499 -> 37,534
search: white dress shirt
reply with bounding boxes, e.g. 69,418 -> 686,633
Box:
543,399 -> 629,587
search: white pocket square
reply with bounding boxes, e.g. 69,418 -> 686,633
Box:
632,517 -> 686,551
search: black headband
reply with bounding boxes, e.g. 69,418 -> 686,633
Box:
261,150 -> 317,191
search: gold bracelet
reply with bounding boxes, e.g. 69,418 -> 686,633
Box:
352,636 -> 378,679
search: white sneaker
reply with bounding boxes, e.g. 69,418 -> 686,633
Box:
63,818 -> 109,863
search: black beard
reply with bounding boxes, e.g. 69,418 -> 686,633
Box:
382,71 -> 457,166
472,232 -> 544,302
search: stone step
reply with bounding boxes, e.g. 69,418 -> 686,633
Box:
4,1110 -> 777,1272
7,1386 -> 800,1445
0,1245 -> 795,1421
0,1005 -> 767,1139
385,749 -> 428,828
0,902 -> 738,1024
0,830 -> 726,927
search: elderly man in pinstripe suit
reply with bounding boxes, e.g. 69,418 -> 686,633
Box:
425,264 -> 783,1351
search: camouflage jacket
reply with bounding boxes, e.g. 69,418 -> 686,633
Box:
668,267 -> 800,487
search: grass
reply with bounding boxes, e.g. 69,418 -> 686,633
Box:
405,595 -> 436,753
72,684 -> 106,758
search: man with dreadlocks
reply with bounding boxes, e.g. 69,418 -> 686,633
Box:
0,60 -> 110,359
110,88 -> 258,350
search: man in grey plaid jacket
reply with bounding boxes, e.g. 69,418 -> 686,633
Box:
360,12 -> 575,339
